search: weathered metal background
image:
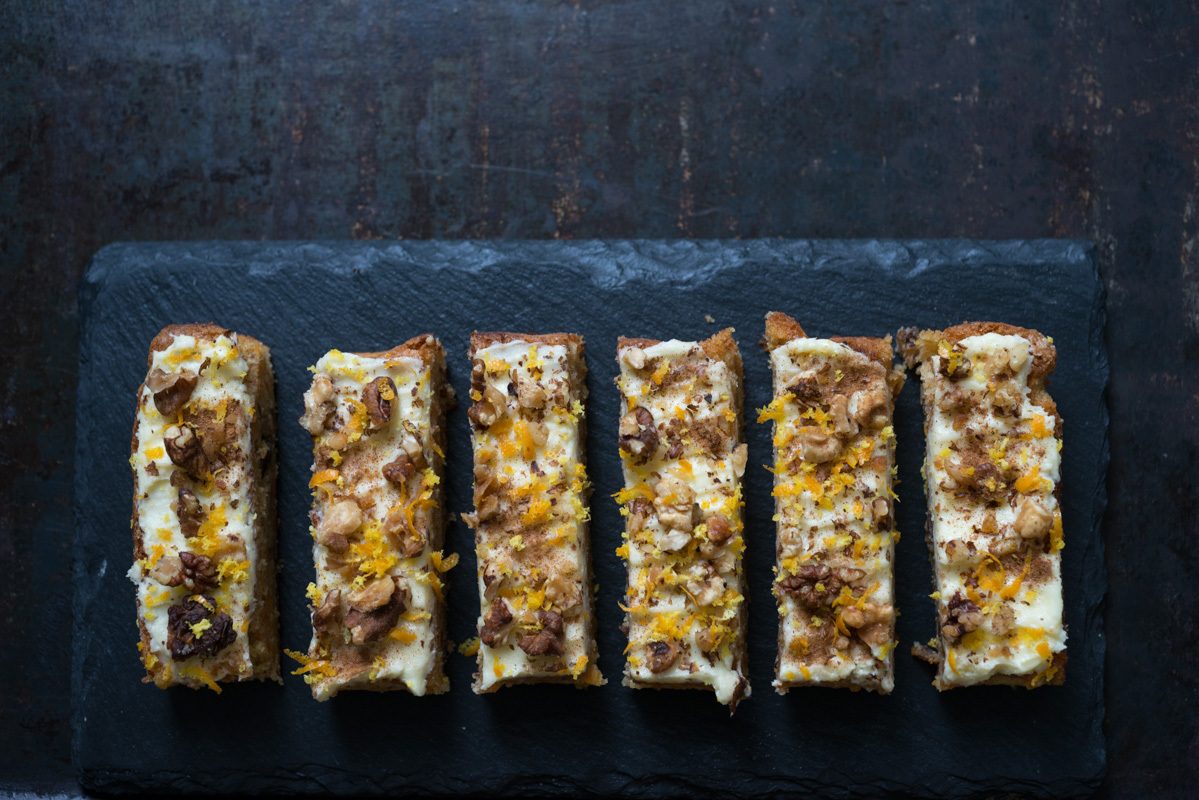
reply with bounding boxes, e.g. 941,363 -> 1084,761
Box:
1,1 -> 1196,796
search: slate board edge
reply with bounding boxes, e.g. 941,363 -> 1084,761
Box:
71,239 -> 1107,799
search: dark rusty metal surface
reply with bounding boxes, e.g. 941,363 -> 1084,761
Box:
1,1 -> 1196,797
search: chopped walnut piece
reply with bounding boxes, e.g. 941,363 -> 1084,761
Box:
176,486 -> 203,537
871,497 -> 892,530
991,604 -> 1016,637
911,641 -> 941,665
841,602 -> 892,630
622,347 -> 647,369
146,368 -> 198,418
989,536 -> 1023,557
178,551 -> 218,591
788,375 -> 824,406
166,594 -> 236,659
362,376 -> 397,430
399,423 -> 428,465
626,497 -> 652,533
658,528 -> 693,552
312,589 -> 342,631
991,381 -> 1023,416
479,599 -> 514,647
515,376 -> 546,410
936,386 -> 971,413
795,427 -> 841,463
348,575 -> 396,613
518,610 -> 565,657
705,514 -> 733,545
941,592 -> 984,641
938,346 -> 971,379
466,405 -> 492,432
653,474 -> 697,533
481,562 -> 508,601
163,424 -> 206,476
149,553 -> 184,587
381,504 -> 426,557
1014,499 -> 1053,540
318,500 -> 362,553
944,450 -> 1003,495
468,384 -> 506,429
324,429 -> 349,452
475,493 -> 499,524
646,639 -> 680,673
345,583 -> 407,645
850,386 -> 889,430
543,574 -> 582,612
684,561 -> 724,606
300,373 -> 335,435
828,394 -> 859,437
778,564 -> 863,610
381,454 -> 416,485
695,625 -> 722,654
619,406 -> 659,464
193,405 -> 241,465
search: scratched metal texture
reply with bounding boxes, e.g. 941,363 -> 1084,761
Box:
1,1 -> 1197,797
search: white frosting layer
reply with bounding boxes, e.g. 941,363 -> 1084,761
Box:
302,348 -> 444,699
128,333 -> 260,688
617,338 -> 749,706
767,337 -> 897,691
471,339 -> 597,690
924,332 -> 1066,686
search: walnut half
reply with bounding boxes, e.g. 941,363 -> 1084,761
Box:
146,368 -> 198,418
646,639 -> 680,673
941,592 -> 983,641
163,423 -> 206,477
619,406 -> 659,464
166,594 -> 236,660
362,376 -> 397,430
518,610 -> 565,657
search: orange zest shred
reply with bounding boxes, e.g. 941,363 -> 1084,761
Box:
1014,465 -> 1043,494
309,468 -> 339,488
389,627 -> 417,644
284,648 -> 337,679
431,551 -> 459,573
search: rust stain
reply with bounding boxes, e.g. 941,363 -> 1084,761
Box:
676,96 -> 694,235
1182,195 -> 1199,332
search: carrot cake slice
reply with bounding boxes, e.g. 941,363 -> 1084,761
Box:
761,312 -> 903,693
128,324 -> 279,691
464,332 -> 604,692
291,335 -> 454,699
899,322 -> 1067,689
614,329 -> 750,709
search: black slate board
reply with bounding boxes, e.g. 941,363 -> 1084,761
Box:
73,240 -> 1108,798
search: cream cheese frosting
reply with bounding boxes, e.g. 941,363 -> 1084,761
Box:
920,331 -> 1066,687
128,332 -> 262,690
763,334 -> 899,692
468,337 -> 602,691
295,346 -> 450,699
615,336 -> 749,707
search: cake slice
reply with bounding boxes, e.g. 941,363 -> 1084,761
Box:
761,313 -> 904,694
614,330 -> 750,709
899,322 -> 1067,689
290,336 -> 454,699
464,332 -> 604,692
128,323 -> 279,691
